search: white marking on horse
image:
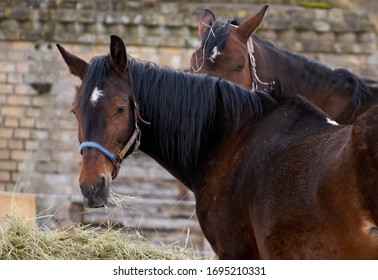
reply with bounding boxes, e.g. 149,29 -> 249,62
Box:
209,46 -> 220,63
326,118 -> 339,126
90,87 -> 103,106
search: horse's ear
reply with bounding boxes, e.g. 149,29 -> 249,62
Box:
56,43 -> 88,79
199,9 -> 216,39
110,35 -> 128,74
236,4 -> 269,42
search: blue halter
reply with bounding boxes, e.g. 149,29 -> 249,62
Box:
78,127 -> 141,179
79,142 -> 117,162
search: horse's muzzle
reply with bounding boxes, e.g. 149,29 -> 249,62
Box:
79,176 -> 109,208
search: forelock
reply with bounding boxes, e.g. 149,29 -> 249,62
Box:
202,19 -> 233,61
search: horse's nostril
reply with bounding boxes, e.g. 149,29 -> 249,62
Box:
99,176 -> 105,182
96,176 -> 106,194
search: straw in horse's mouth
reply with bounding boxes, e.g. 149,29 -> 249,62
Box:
108,188 -> 136,208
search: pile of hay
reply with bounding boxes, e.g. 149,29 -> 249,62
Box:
0,216 -> 194,260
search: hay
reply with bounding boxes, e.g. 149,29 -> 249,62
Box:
0,216 -> 194,260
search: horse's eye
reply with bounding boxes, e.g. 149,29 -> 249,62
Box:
116,106 -> 127,114
235,65 -> 244,72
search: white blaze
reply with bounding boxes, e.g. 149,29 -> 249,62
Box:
90,87 -> 103,106
209,46 -> 220,63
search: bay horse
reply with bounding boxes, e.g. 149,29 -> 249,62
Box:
190,5 -> 378,124
57,35 -> 378,259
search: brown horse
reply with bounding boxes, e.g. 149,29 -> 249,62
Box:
57,35 -> 378,259
190,5 -> 378,124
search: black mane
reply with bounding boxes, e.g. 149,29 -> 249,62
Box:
332,68 -> 375,120
202,18 -> 234,60
127,57 -> 273,168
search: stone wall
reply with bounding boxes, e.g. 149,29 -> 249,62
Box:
0,1 -> 378,256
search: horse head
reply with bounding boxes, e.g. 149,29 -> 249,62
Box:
190,5 -> 269,90
57,36 -> 139,208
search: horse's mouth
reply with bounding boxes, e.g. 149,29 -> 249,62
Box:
83,190 -> 108,208
84,197 -> 107,208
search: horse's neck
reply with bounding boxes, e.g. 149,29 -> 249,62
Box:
139,115 -> 234,192
138,94 -> 257,193
139,141 -> 194,187
253,38 -> 334,98
137,130 -> 196,188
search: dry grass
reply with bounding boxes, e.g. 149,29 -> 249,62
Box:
0,216 -> 195,260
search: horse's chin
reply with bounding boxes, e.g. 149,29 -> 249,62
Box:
84,197 -> 107,208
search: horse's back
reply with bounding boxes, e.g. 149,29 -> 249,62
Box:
351,104 -> 378,227
245,99 -> 378,259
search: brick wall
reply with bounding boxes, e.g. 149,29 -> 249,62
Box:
0,1 -> 378,256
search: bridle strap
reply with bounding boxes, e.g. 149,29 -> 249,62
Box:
247,37 -> 274,91
117,127 -> 141,161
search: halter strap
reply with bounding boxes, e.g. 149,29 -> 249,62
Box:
79,128 -> 141,163
247,37 -> 274,91
79,142 -> 117,162
79,127 -> 140,179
